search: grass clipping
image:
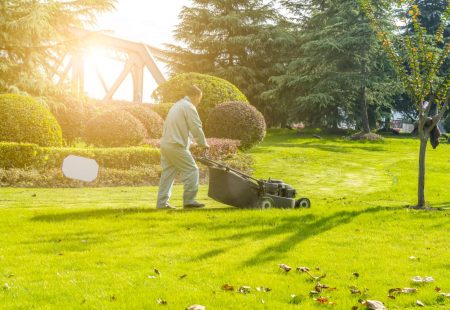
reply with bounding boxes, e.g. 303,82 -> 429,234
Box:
350,132 -> 384,141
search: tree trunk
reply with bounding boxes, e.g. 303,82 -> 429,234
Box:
360,61 -> 370,133
417,136 -> 428,208
360,84 -> 371,133
416,114 -> 430,209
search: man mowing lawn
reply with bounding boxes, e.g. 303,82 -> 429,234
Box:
156,85 -> 209,210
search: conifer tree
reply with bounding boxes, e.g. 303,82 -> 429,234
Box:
273,0 -> 398,131
163,0 -> 294,124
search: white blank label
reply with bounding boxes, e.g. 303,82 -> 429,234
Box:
62,155 -> 99,182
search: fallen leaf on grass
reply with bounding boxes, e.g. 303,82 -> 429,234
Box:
279,264 -> 292,272
416,300 -> 425,307
350,286 -> 369,296
435,287 -> 441,292
350,286 -> 361,295
154,268 -> 161,276
186,304 -> 205,310
297,266 -> 310,272
179,274 -> 187,279
297,266 -> 326,281
256,286 -> 271,292
314,296 -> 336,305
238,286 -> 251,294
157,298 -> 167,305
221,284 -> 234,291
360,300 -> 387,310
314,283 -> 329,292
411,276 -> 434,283
388,287 -> 418,295
315,296 -> 329,304
353,272 -> 360,278
351,306 -> 358,310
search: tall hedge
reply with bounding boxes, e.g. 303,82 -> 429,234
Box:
152,73 -> 248,122
0,142 -> 160,170
0,94 -> 63,146
0,139 -> 242,170
206,101 -> 266,149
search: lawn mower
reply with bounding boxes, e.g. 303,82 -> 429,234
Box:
197,157 -> 310,209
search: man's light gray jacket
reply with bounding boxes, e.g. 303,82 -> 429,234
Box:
160,96 -> 207,148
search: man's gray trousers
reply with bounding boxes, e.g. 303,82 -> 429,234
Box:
156,143 -> 199,208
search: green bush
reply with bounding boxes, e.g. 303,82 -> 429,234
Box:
44,95 -> 86,145
152,73 -> 248,122
121,104 -> 164,139
150,102 -> 174,120
0,94 -> 63,146
206,101 -> 266,149
85,109 -> 147,147
0,142 -> 160,170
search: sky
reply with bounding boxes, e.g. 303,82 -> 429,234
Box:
93,0 -> 188,49
83,0 -> 189,101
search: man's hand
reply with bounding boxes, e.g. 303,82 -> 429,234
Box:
201,144 -> 210,157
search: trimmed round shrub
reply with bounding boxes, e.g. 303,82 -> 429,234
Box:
85,109 -> 147,147
152,73 -> 249,122
206,101 -> 266,149
0,94 -> 63,146
151,102 -> 174,120
44,95 -> 86,145
121,104 -> 164,139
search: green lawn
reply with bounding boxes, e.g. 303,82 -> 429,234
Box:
1,129 -> 449,309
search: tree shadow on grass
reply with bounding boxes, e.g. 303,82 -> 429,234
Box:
251,142 -> 385,154
430,202 -> 450,210
30,206 -> 236,222
190,206 -> 404,266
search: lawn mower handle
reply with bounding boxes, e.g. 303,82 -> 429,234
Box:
195,156 -> 263,185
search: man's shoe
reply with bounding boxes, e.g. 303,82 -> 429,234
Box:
157,204 -> 177,210
183,201 -> 205,209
